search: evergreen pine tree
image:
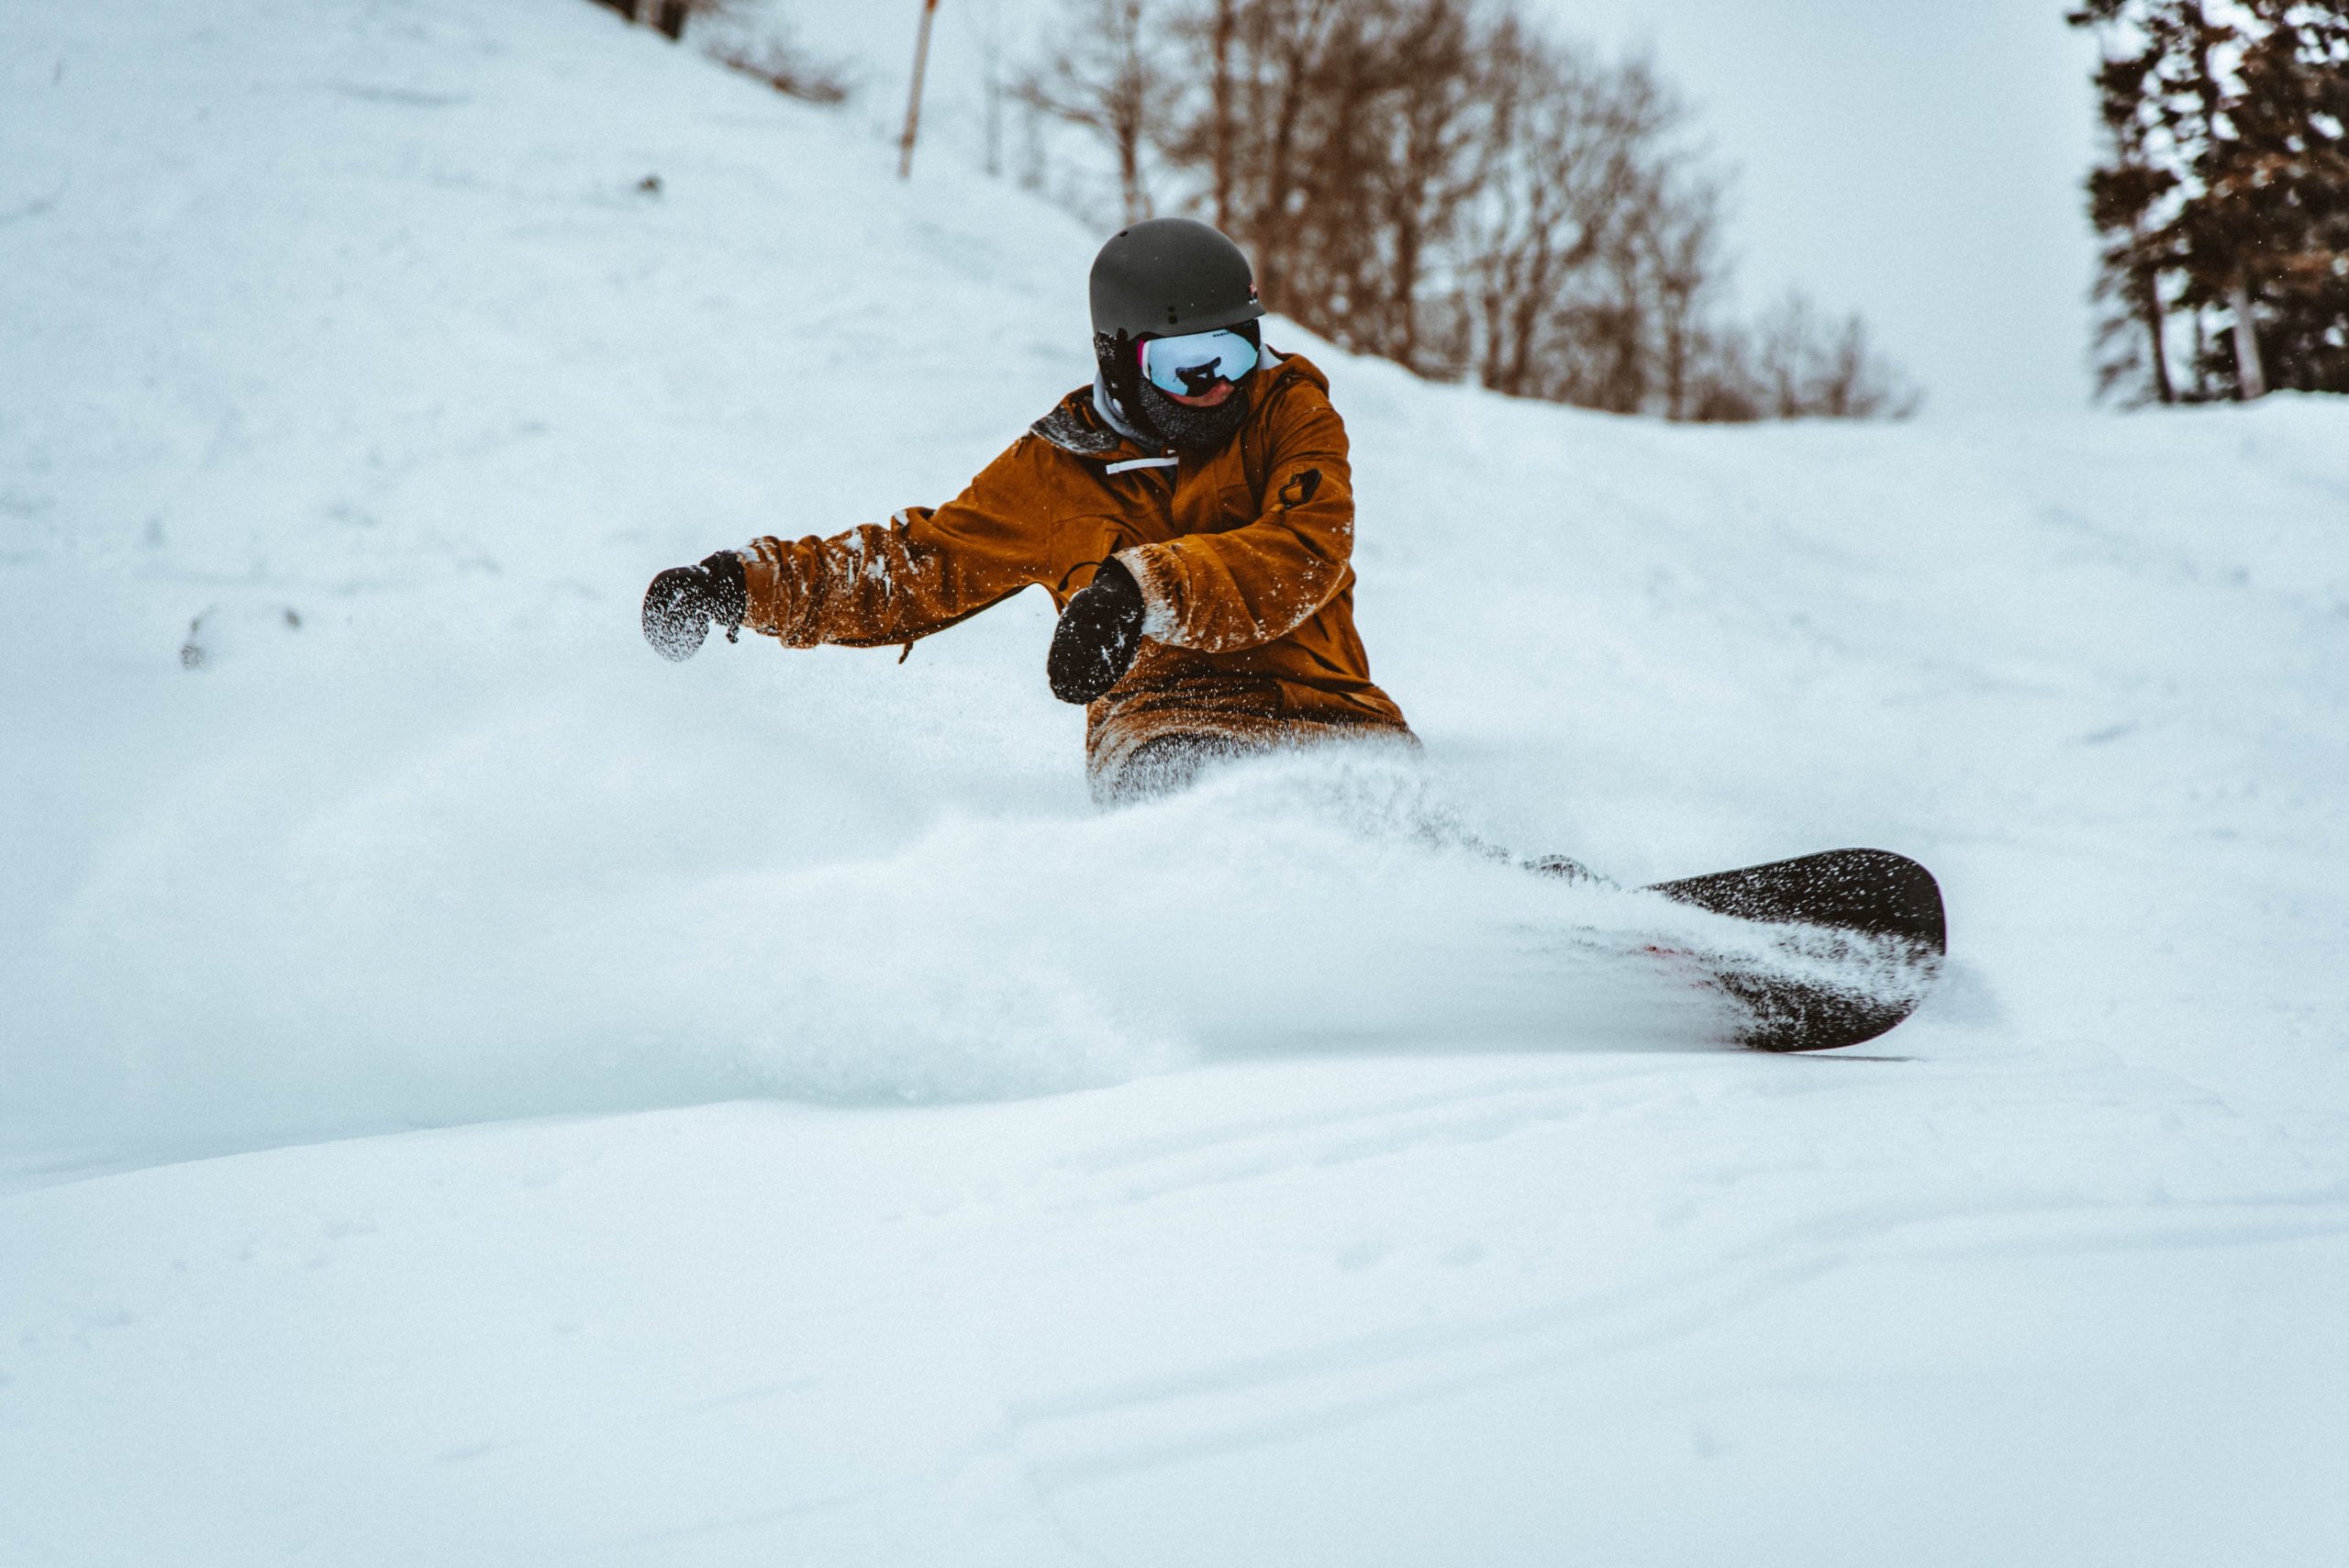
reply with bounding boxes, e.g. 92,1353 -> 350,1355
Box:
2071,1 -> 2349,401
2076,2 -> 2183,403
2198,2 -> 2349,394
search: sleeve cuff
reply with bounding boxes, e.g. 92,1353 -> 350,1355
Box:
739,546 -> 790,638
1114,545 -> 1182,642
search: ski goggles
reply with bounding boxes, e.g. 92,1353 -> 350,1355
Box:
1138,328 -> 1260,396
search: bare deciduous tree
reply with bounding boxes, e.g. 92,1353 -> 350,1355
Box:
1335,1 -> 1488,372
1014,0 -> 1170,223
1015,0 -> 1920,420
1455,29 -> 1677,400
1641,172 -> 1731,420
1744,291 -> 1922,420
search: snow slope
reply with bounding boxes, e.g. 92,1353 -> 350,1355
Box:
4,1 -> 2348,1562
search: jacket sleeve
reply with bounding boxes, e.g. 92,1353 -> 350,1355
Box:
738,438 -> 1062,649
1112,380 -> 1355,654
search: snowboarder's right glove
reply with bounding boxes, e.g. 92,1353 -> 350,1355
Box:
1047,556 -> 1145,704
642,550 -> 748,662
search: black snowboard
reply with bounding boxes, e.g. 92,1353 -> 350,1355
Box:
1645,848 -> 1946,1052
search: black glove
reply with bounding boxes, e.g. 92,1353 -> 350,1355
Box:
1047,557 -> 1146,704
642,550 -> 748,662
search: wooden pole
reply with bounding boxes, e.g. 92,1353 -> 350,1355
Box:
898,0 -> 941,181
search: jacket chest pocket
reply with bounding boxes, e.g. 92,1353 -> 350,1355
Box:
1174,479 -> 1261,536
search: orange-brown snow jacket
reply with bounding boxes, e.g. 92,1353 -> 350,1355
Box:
738,350 -> 1411,784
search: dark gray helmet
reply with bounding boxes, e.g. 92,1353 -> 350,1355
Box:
1089,217 -> 1264,339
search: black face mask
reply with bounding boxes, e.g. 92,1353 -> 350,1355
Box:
1136,377 -> 1252,454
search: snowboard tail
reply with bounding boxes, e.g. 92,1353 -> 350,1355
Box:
1645,849 -> 1947,1052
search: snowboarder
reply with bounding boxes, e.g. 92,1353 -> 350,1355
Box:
638,220 -> 1949,1050
641,217 -> 1413,804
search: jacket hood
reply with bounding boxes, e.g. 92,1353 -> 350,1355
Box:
1091,366 -> 1152,447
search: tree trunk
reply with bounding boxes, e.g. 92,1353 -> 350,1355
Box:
1210,0 -> 1235,229
1118,109 -> 1147,223
653,1 -> 687,40
2142,275 -> 2175,405
1115,4 -> 1150,224
2227,276 -> 2267,400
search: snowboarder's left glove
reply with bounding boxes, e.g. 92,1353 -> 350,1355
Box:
642,550 -> 748,662
1048,557 -> 1145,704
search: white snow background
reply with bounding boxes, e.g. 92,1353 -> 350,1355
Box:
4,1 -> 2347,1562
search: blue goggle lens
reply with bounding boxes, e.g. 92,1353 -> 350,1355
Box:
1140,328 -> 1260,396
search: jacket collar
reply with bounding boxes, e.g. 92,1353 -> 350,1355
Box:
1029,385 -> 1131,458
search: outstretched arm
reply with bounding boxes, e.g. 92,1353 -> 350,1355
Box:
740,438 -> 1067,650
